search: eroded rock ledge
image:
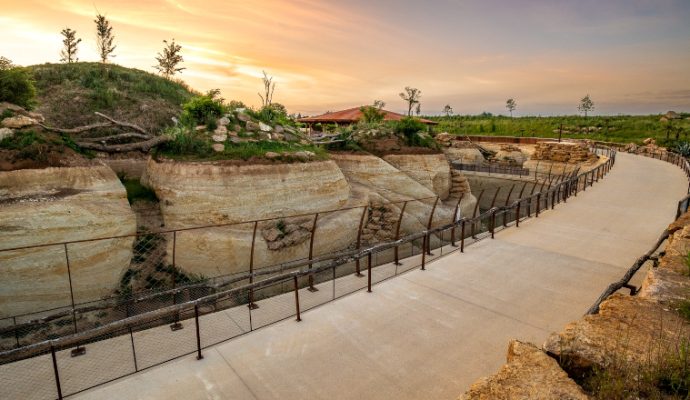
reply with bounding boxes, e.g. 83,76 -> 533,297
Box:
459,212 -> 690,399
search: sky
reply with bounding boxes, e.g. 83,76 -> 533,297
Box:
1,0 -> 689,116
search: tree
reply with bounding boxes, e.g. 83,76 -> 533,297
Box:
505,98 -> 517,117
415,103 -> 421,116
95,13 -> 116,63
443,104 -> 453,117
60,28 -> 82,63
154,39 -> 185,78
258,70 -> 275,107
360,100 -> 386,123
0,56 -> 14,70
0,60 -> 36,109
578,94 -> 594,118
399,86 -> 421,116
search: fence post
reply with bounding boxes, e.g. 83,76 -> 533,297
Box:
503,184 -> 516,227
460,220 -> 466,252
293,276 -> 301,322
51,344 -> 63,400
248,221 -> 258,309
393,201 -> 408,265
307,213 -> 319,292
421,234 -> 427,270
450,194 -> 464,247
426,197 -> 439,256
536,193 -> 541,217
471,190 -> 485,238
194,305 -> 203,360
516,201 -> 521,227
367,253 -> 372,292
129,326 -> 138,371
355,207 -> 367,277
63,244 -> 86,356
490,210 -> 496,239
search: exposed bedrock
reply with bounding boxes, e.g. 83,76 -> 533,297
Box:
0,166 -> 136,318
142,158 -> 364,277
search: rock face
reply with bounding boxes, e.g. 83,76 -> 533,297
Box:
1,116 -> 37,129
142,158 -> 363,276
494,144 -> 527,165
444,147 -> 485,166
383,153 -> 452,199
460,340 -> 588,400
531,142 -> 597,164
0,166 -> 136,318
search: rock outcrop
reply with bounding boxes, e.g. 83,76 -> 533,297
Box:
142,158 -> 363,277
494,144 -> 527,166
460,340 -> 588,400
382,153 -> 452,200
531,142 -> 597,164
0,166 -> 136,317
444,147 -> 485,166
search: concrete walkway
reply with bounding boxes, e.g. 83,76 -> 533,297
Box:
73,153 -> 688,400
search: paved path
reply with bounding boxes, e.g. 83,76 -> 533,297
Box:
73,153 -> 687,400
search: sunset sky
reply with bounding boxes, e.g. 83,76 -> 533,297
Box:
1,0 -> 689,116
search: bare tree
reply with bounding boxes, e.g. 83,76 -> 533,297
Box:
505,98 -> 516,117
443,104 -> 453,117
360,100 -> 386,123
373,99 -> 385,109
399,86 -> 421,116
258,70 -> 275,107
578,94 -> 594,119
60,28 -> 82,63
95,13 -> 116,63
415,103 -> 421,116
154,39 -> 185,78
0,56 -> 14,70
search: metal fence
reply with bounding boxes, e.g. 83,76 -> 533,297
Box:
452,162 -> 531,177
0,144 -> 616,400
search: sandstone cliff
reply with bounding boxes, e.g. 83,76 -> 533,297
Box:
0,166 -> 136,318
142,158 -> 363,277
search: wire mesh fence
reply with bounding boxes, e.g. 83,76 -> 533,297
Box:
0,143 -> 622,400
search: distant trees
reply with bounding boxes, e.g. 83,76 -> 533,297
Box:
360,100 -> 386,123
443,104 -> 453,117
154,39 -> 185,78
60,28 -> 82,63
95,14 -> 116,63
578,94 -> 594,118
0,56 -> 13,70
505,98 -> 517,117
399,86 -> 421,116
415,103 -> 421,116
258,71 -> 275,107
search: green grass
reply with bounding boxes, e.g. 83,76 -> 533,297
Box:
158,139 -> 328,162
427,114 -> 690,145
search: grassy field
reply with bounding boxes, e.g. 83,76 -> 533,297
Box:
427,114 -> 690,146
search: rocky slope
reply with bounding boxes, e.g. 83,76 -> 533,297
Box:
0,165 -> 136,317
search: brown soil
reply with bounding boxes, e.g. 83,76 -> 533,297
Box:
0,131 -> 95,171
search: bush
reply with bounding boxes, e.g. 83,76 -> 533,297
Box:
180,90 -> 225,127
158,127 -> 212,157
0,67 -> 36,109
395,117 -> 430,146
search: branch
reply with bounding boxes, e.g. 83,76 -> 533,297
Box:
76,135 -> 170,153
94,112 -> 148,134
39,122 -> 114,134
81,132 -> 153,143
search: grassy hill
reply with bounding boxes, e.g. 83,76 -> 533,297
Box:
28,63 -> 196,133
427,114 -> 690,146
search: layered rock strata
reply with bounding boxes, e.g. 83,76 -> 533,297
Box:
0,166 -> 136,317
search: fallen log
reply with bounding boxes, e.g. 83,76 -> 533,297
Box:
80,132 -> 153,143
94,112 -> 148,134
76,135 -> 170,153
39,122 -> 114,134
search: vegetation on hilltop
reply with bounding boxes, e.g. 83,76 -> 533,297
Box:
428,114 -> 690,146
27,62 -> 196,133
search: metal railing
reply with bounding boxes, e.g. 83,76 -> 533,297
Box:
586,146 -> 690,315
0,143 -> 616,400
452,163 -> 531,177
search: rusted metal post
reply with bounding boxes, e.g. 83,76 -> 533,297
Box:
194,305 -> 203,360
490,210 -> 496,239
355,207 -> 367,276
536,193 -> 541,217
516,201 -> 521,227
426,197 -> 440,256
460,219 -> 466,252
248,221 -> 258,309
471,189 -> 485,238
64,244 -> 86,356
393,201 -> 408,266
450,193 -> 464,247
293,276 -> 301,322
13,316 -> 19,348
307,213 -> 319,292
421,235 -> 427,270
367,253 -> 372,292
551,187 -> 557,209
169,231 -> 184,331
51,344 -> 63,400
503,184 -> 516,227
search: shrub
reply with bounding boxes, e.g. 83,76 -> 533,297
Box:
395,117 -> 431,146
180,90 -> 225,127
0,67 -> 36,109
360,105 -> 385,123
675,142 -> 690,158
158,127 -> 212,157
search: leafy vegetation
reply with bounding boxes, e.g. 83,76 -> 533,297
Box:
180,89 -> 224,127
158,137 -> 327,162
395,116 -> 435,147
428,114 -> 690,145
0,65 -> 36,109
119,178 -> 159,204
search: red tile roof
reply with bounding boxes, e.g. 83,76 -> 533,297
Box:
297,106 -> 438,125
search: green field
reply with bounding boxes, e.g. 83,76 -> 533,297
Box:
427,114 -> 690,146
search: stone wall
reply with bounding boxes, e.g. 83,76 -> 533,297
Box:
459,213 -> 690,398
531,142 -> 597,164
0,166 -> 136,317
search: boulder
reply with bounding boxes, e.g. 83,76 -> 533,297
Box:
236,112 -> 251,123
259,122 -> 273,132
214,125 -> 227,135
212,133 -> 227,143
460,340 -> 588,400
218,117 -> 231,126
246,121 -> 260,132
0,127 -> 13,141
274,125 -> 285,134
264,151 -> 280,160
666,111 -> 681,120
212,143 -> 225,152
1,116 -> 37,129
293,151 -> 315,161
